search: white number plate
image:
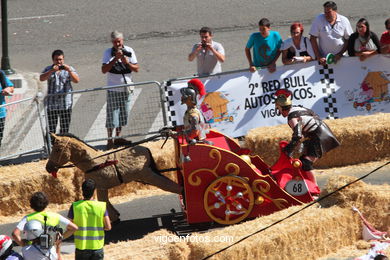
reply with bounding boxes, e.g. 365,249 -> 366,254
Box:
285,180 -> 309,196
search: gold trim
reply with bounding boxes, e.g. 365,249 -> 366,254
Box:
252,179 -> 289,210
187,149 -> 240,186
188,149 -> 220,186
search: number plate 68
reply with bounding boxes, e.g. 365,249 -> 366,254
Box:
285,180 -> 309,196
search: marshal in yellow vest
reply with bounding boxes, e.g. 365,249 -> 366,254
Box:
72,200 -> 106,250
26,211 -> 60,227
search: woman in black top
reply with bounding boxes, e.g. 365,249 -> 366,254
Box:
348,18 -> 381,61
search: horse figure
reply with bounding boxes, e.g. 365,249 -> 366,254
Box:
45,133 -> 182,222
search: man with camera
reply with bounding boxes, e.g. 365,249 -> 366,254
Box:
40,49 -> 80,135
188,27 -> 225,76
102,30 -> 139,149
12,192 -> 78,259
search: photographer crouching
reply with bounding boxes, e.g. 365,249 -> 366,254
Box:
101,30 -> 139,149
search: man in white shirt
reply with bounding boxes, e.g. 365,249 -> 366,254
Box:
309,1 -> 353,65
188,27 -> 225,76
102,31 -> 139,149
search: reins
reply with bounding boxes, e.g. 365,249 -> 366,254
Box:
54,134 -> 164,170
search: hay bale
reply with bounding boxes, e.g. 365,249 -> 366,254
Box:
245,113 -> 390,168
0,161 -> 82,216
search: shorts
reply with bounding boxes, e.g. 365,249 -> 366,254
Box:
106,90 -> 131,129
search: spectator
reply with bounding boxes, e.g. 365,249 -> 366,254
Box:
22,219 -> 62,260
102,30 -> 139,149
245,18 -> 282,73
0,235 -> 23,260
0,70 -> 14,147
40,49 -> 79,134
188,27 -> 225,76
347,18 -> 381,61
380,18 -> 390,54
309,1 -> 353,65
68,179 -> 111,260
281,22 -> 315,65
12,192 -> 77,249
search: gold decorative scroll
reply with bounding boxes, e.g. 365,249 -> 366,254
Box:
188,149 -> 240,186
252,180 -> 289,210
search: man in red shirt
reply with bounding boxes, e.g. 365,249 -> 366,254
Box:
380,18 -> 390,54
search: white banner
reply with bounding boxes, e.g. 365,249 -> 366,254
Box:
165,55 -> 390,137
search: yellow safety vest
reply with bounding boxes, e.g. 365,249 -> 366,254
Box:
26,211 -> 60,227
72,200 -> 106,250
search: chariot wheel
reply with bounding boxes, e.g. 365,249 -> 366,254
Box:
203,175 -> 254,225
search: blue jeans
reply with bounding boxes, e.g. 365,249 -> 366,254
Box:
75,248 -> 104,260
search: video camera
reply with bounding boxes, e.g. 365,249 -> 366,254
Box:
39,216 -> 63,250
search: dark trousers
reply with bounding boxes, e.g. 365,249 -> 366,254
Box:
47,109 -> 72,134
0,117 -> 4,146
75,248 -> 104,260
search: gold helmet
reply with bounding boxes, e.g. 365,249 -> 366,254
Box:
275,89 -> 292,111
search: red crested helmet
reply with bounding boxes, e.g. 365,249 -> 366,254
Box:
275,89 -> 292,110
181,78 -> 206,104
0,235 -> 12,256
188,78 -> 206,96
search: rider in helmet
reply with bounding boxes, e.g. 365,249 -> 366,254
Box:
275,89 -> 340,195
22,219 -> 60,260
179,78 -> 210,142
0,235 -> 23,260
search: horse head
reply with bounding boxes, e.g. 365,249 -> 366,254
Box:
46,133 -> 73,178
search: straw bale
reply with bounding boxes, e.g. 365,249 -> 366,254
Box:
245,113 -> 390,168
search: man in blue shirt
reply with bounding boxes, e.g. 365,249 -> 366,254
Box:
0,70 -> 14,147
245,18 -> 283,73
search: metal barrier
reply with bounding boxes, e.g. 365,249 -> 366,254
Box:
0,96 -> 48,161
43,81 -> 166,149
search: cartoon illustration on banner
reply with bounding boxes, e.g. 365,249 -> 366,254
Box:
200,91 -> 239,124
345,70 -> 390,112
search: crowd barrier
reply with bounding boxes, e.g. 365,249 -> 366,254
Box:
0,55 -> 389,162
0,97 -> 47,161
0,81 -> 166,161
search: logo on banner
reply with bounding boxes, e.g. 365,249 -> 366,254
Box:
345,71 -> 390,112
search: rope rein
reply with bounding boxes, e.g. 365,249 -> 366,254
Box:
55,134 -> 163,169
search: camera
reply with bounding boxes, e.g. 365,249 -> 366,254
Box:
114,48 -> 132,57
58,65 -> 65,70
201,42 -> 207,48
121,49 -> 132,57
